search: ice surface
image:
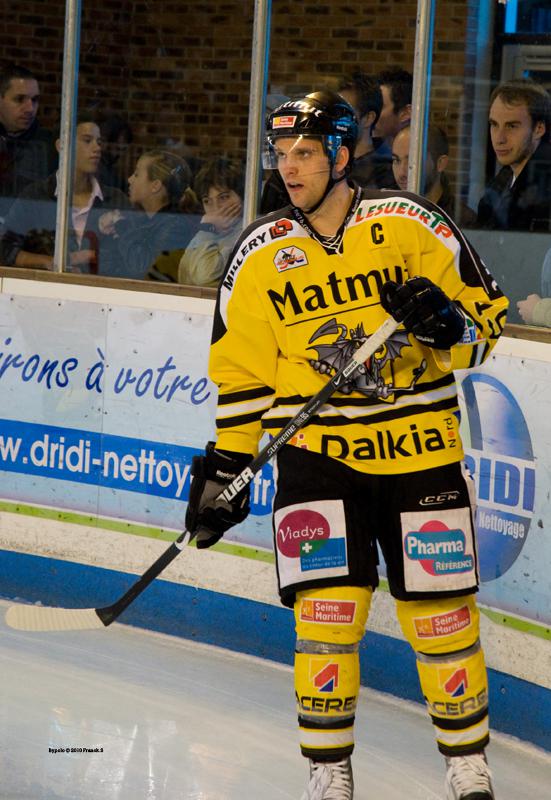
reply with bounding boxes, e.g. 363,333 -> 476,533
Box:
0,599 -> 549,799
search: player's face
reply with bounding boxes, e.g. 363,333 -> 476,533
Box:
489,96 -> 545,174
128,156 -> 157,206
74,123 -> 102,176
275,137 -> 331,210
0,78 -> 39,134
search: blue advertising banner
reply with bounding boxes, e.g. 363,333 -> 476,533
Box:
457,364 -> 549,628
0,290 -> 549,630
0,291 -> 274,536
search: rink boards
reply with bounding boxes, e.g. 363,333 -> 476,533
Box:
0,277 -> 549,750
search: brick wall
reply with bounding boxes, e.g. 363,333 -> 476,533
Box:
2,1 -> 484,184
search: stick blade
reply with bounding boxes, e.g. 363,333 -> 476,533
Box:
5,603 -> 106,632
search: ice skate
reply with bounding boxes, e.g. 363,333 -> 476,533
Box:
445,752 -> 495,799
300,756 -> 354,800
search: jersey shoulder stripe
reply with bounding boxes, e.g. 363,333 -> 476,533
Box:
355,189 -> 504,300
352,190 -> 459,251
213,207 -> 309,338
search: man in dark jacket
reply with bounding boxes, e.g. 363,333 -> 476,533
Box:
392,123 -> 477,228
338,70 -> 396,189
0,64 -> 57,222
0,114 -> 128,273
477,79 -> 551,232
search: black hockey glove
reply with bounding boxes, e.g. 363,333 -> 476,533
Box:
185,442 -> 253,549
381,277 -> 465,349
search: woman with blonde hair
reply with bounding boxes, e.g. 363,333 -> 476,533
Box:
100,149 -> 197,280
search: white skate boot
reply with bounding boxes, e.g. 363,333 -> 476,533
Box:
445,752 -> 495,799
300,756 -> 354,800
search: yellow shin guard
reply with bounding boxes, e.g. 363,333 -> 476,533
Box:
396,595 -> 489,755
294,585 -> 371,761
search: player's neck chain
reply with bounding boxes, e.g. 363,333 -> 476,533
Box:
292,184 -> 362,256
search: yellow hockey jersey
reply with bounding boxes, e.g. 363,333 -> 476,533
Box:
210,186 -> 508,475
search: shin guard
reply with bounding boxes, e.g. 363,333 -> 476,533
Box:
396,595 -> 489,756
294,586 -> 371,761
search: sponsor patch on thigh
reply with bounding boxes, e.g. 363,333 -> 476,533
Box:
300,598 -> 357,625
413,605 -> 472,639
274,499 -> 349,591
401,507 -> 477,592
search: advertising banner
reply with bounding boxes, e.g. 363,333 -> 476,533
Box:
457,361 -> 549,628
0,291 -> 549,631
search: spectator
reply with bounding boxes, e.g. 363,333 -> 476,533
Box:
372,67 -> 413,146
176,156 -> 244,287
476,78 -> 551,231
97,112 -> 133,191
0,113 -> 128,272
517,246 -> 551,326
337,71 -> 395,189
517,293 -> 550,326
100,149 -> 196,281
0,63 -> 57,222
392,123 -> 477,227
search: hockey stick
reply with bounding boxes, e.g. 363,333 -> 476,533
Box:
5,316 -> 399,632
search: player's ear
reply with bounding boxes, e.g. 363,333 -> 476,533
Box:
151,178 -> 163,195
533,120 -> 546,143
335,145 -> 350,176
436,154 -> 449,174
398,104 -> 412,124
361,110 -> 377,134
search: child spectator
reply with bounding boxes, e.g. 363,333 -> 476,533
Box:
517,246 -> 551,326
99,149 -> 196,280
156,156 -> 244,287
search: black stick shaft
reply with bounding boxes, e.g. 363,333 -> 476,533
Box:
96,317 -> 398,626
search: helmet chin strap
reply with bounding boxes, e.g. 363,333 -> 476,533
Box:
302,170 -> 348,216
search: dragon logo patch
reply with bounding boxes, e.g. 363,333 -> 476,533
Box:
307,318 -> 426,399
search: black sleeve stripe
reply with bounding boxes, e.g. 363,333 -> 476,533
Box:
262,396 -> 459,429
271,374 -> 456,409
218,385 -> 275,405
466,341 -> 487,368
495,308 -> 508,335
216,410 -> 266,428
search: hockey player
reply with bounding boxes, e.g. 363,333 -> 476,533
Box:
185,91 -> 508,799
